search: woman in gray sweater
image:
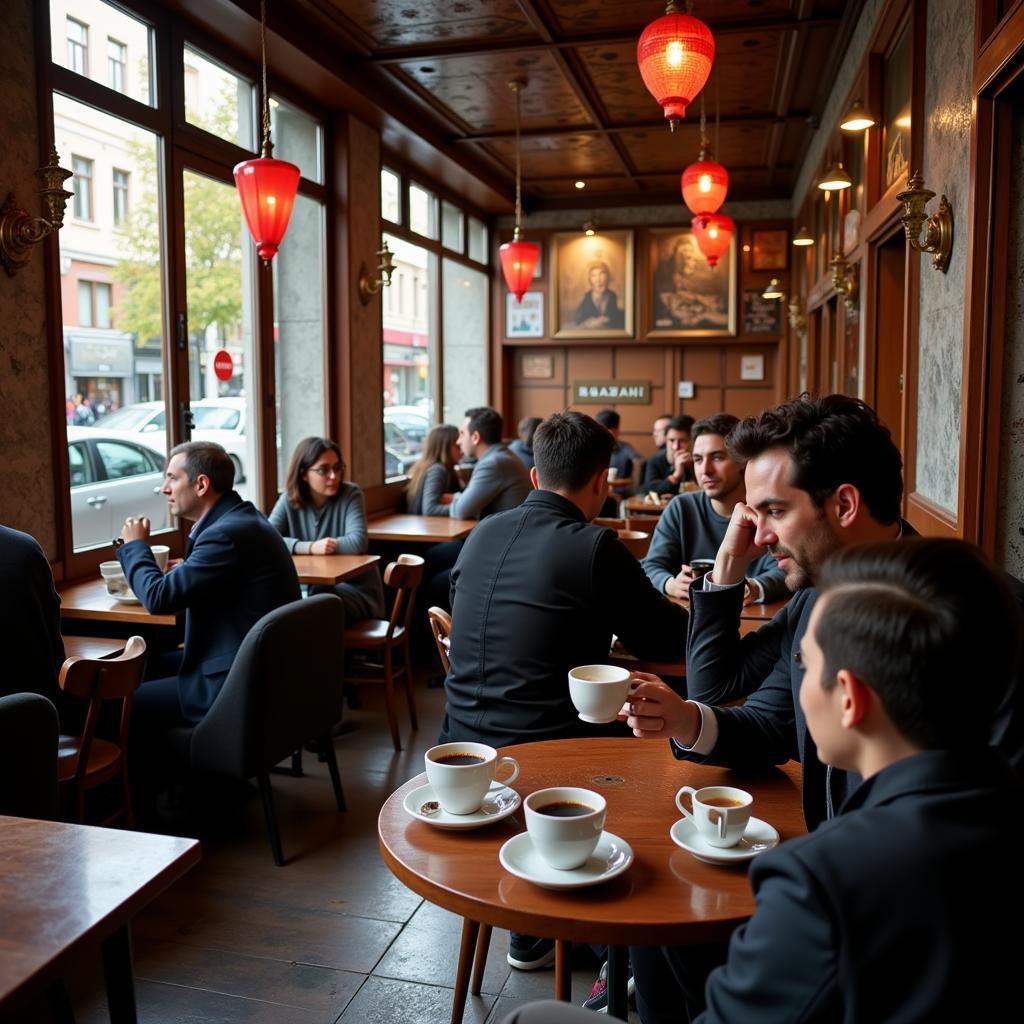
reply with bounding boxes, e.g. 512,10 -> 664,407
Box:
404,424 -> 462,515
270,437 -> 385,622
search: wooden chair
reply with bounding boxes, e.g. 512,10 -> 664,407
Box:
57,636 -> 147,826
427,606 -> 452,674
624,513 -> 662,533
343,554 -> 424,751
617,529 -> 651,559
592,516 -> 626,530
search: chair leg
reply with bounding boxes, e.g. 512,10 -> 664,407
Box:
257,771 -> 285,866
402,636 -> 419,732
321,736 -> 347,812
470,923 -> 492,995
383,646 -> 401,752
555,940 -> 572,1001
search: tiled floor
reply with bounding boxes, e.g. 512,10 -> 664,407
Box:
70,680 -> 613,1024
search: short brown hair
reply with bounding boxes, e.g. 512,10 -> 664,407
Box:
168,441 -> 234,494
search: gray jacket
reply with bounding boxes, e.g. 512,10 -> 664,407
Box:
409,462 -> 459,517
449,443 -> 532,519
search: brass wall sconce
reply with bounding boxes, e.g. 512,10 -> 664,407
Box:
358,240 -> 394,304
0,147 -> 73,277
895,170 -> 953,273
788,296 -> 808,335
830,253 -> 859,310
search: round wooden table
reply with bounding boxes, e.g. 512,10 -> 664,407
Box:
378,738 -> 804,1021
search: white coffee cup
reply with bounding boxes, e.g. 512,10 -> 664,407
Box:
424,742 -> 520,815
151,545 -> 170,572
675,785 -> 753,848
607,467 -> 619,482
568,664 -> 635,724
99,560 -> 134,598
525,786 -> 606,870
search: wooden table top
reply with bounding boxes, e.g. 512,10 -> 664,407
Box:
667,595 -> 790,622
63,635 -> 126,660
0,817 -> 200,1009
624,497 -> 668,515
379,738 -> 804,946
292,552 -> 381,586
367,514 -> 477,543
58,577 -> 178,626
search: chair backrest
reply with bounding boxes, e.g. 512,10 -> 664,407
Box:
191,594 -> 346,778
427,606 -> 452,674
617,529 -> 651,559
593,517 -> 626,530
383,554 -> 425,640
0,693 -> 59,819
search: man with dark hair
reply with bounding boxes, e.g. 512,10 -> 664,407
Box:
441,410 -> 686,970
594,408 -> 640,486
640,414 -> 696,494
642,414 -> 787,604
443,405 -> 531,519
508,415 -> 542,470
117,441 -> 300,737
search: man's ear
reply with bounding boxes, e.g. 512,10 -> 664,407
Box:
836,668 -> 871,730
530,466 -> 540,489
194,473 -> 213,498
833,483 -> 862,528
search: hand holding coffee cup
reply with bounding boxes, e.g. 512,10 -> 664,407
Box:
568,664 -> 636,724
424,742 -> 520,815
151,544 -> 170,572
675,785 -> 753,848
689,559 -> 716,580
525,787 -> 606,870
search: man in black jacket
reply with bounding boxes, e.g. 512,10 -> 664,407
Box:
639,415 -> 695,494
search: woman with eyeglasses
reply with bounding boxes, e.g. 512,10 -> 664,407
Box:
270,436 -> 384,621
404,424 -> 462,515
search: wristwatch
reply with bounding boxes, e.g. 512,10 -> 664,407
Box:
111,536 -> 125,550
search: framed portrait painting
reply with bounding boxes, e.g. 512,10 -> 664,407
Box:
750,229 -> 788,271
551,229 -> 634,338
648,227 -> 736,337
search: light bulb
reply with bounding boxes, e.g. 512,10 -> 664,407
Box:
698,174 -> 712,192
666,40 -> 684,67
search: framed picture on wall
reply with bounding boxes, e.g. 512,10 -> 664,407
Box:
750,229 -> 788,271
648,227 -> 736,337
742,289 -> 782,335
551,229 -> 634,338
506,291 -> 545,338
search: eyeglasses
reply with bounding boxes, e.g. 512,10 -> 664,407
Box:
309,464 -> 343,477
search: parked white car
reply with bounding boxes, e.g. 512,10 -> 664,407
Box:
67,427 -> 169,548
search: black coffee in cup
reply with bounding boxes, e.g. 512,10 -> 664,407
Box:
433,753 -> 486,766
535,800 -> 595,817
690,559 -> 716,579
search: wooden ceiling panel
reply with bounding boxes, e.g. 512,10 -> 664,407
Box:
547,0 -> 798,35
395,50 -> 590,132
618,125 -> 771,175
528,176 -> 635,197
485,133 -> 626,177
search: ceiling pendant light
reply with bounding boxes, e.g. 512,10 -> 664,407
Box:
637,1 -> 715,131
817,161 -> 852,192
681,87 -> 728,215
499,80 -> 540,303
792,226 -> 815,247
692,212 -> 734,268
233,0 -> 299,265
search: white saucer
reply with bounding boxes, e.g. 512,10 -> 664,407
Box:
670,815 -> 780,864
111,591 -> 141,604
498,830 -> 633,890
403,781 -> 520,830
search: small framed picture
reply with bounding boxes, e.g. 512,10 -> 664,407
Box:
506,291 -> 545,338
740,354 -> 766,381
750,229 -> 788,271
521,354 -> 554,380
742,290 -> 782,335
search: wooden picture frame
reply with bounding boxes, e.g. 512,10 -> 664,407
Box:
750,229 -> 789,271
506,291 -> 545,338
551,229 -> 634,338
648,227 -> 736,337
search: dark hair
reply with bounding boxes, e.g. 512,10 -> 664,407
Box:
168,440 -> 234,494
533,411 -> 614,491
284,436 -> 344,509
667,415 -> 695,434
728,394 -> 903,524
692,413 -> 739,443
406,424 -> 459,503
815,538 -> 1022,749
517,416 -> 542,447
465,406 -> 502,446
595,409 -> 621,430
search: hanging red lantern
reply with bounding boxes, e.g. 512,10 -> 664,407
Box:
682,155 -> 729,215
500,238 -> 540,303
692,212 -> 734,268
234,156 -> 300,264
637,3 -> 715,130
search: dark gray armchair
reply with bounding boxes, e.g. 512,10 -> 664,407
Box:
168,594 -> 347,865
0,693 -> 59,820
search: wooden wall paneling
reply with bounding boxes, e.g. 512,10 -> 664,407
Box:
723,387 -> 779,419
566,346 -> 614,382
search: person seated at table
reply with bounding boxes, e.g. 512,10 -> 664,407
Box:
117,441 -> 300,744
641,414 -> 787,604
404,424 -> 462,516
640,415 -> 695,495
441,410 -> 687,972
270,436 -> 384,622
508,416 -> 541,471
495,538 -> 1024,1024
594,409 -> 640,517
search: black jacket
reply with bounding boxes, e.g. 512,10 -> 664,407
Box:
640,449 -> 695,495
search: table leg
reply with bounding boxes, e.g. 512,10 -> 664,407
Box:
451,917 -> 479,1024
101,924 -> 138,1024
606,945 -> 628,1020
554,940 -> 571,1001
470,923 -> 492,995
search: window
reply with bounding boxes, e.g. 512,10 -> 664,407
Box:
67,442 -> 93,487
409,183 -> 437,239
72,155 -> 93,220
107,38 -> 126,93
442,259 -> 487,424
184,46 -> 256,151
77,281 -> 112,329
270,97 -> 323,184
467,216 -> 488,264
112,168 -> 129,226
95,440 -> 161,479
66,17 -> 87,75
441,201 -> 464,252
381,168 -> 401,223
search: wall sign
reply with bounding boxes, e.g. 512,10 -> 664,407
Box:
742,290 -> 781,335
573,380 -> 650,404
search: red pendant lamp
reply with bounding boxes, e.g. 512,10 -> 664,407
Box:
692,212 -> 734,268
499,80 -> 539,303
233,0 -> 299,266
681,87 -> 728,215
637,1 -> 715,131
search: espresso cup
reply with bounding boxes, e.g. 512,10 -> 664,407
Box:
568,664 -> 635,724
607,467 -> 619,482
99,560 -> 132,598
525,786 -> 606,870
675,785 -> 753,848
689,559 -> 716,580
424,742 -> 520,815
151,545 -> 170,572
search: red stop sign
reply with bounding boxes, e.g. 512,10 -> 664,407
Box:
213,350 -> 234,382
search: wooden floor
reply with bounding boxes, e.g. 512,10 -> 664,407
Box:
66,676 -> 615,1023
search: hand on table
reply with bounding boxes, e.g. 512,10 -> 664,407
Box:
120,516 -> 151,543
619,672 -> 701,746
311,537 -> 338,555
665,567 -> 697,599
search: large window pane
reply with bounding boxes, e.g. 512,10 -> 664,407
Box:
54,92 -> 169,549
381,167 -> 401,223
442,259 -> 487,425
382,233 -> 435,479
270,97 -> 322,184
184,45 -> 256,151
274,193 -> 326,483
51,1 -> 154,105
467,216 -> 488,264
441,201 -> 464,252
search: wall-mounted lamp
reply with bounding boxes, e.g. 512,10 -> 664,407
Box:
840,99 -> 875,132
358,240 -> 394,305
0,146 -> 73,277
895,170 -> 953,273
788,296 -> 808,335
817,161 -> 852,192
830,253 -> 859,309
792,226 -> 814,247
583,217 -> 597,237
761,278 -> 784,300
